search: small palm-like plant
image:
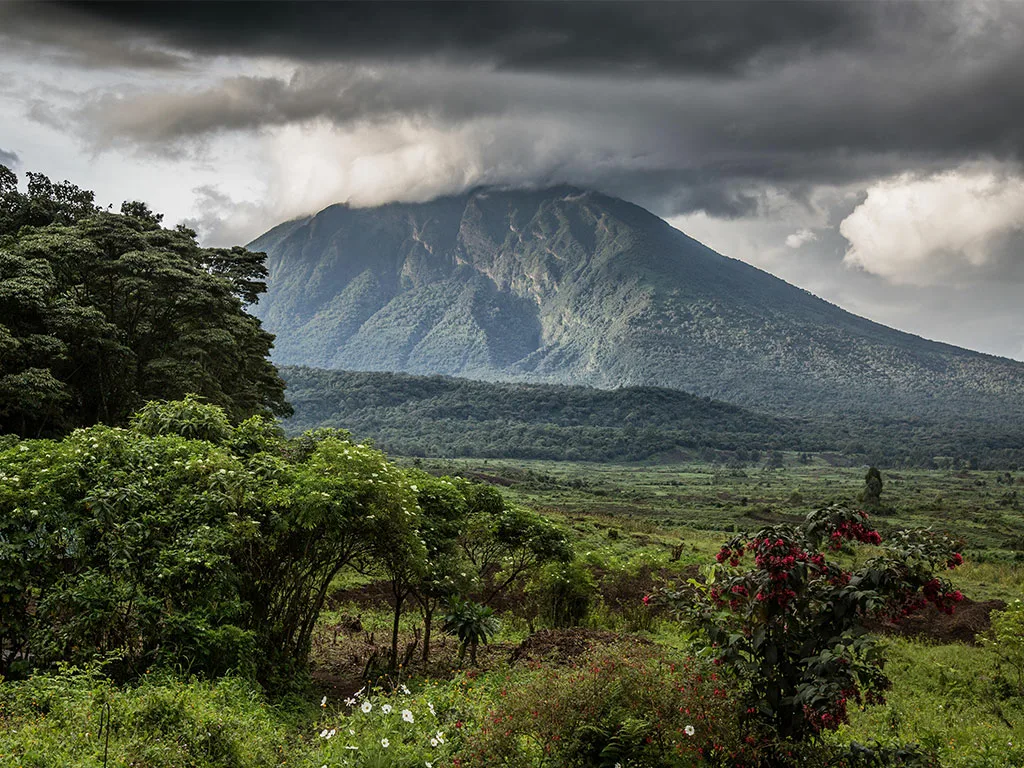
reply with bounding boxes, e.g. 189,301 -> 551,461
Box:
443,597 -> 499,666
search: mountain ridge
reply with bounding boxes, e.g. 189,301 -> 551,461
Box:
249,186 -> 1024,424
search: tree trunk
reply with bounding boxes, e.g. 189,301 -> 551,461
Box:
390,592 -> 404,669
422,605 -> 433,663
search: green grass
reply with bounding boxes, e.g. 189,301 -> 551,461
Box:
831,639 -> 1024,767
0,669 -> 308,768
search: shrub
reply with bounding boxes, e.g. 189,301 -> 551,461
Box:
528,560 -> 597,629
0,401 -> 423,687
661,505 -> 964,747
444,598 -> 499,666
983,599 -> 1024,693
459,643 -> 754,767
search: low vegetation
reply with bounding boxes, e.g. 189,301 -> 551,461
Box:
3,397 -> 1022,767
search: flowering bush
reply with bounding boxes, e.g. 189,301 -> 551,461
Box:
458,642 -> 755,767
661,505 -> 964,746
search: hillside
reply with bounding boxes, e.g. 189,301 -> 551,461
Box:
280,368 -> 1024,467
250,187 -> 1024,423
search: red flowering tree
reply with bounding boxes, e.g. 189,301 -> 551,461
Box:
661,505 -> 963,744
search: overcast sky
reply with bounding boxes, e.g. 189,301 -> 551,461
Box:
2,1 -> 1024,360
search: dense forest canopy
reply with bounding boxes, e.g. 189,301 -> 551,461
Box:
282,367 -> 1024,469
0,165 -> 289,437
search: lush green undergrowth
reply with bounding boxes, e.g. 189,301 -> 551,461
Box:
832,639 -> 1024,768
0,669 -> 303,768
4,412 -> 1023,767
9,635 -> 1024,768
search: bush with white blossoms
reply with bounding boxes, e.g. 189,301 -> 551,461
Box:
313,682 -> 456,768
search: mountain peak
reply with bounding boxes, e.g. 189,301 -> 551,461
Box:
249,188 -> 1024,424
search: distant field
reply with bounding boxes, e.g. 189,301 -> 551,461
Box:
404,458 -> 1024,600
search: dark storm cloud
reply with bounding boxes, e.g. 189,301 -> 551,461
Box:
13,1 -> 881,75
9,1 -> 1024,204
67,13 -> 1024,219
0,149 -> 19,168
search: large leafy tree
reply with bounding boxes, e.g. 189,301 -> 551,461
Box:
0,166 -> 289,436
0,399 -> 424,686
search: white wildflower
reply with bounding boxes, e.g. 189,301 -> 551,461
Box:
685,724 -> 695,736
402,709 -> 414,723
381,738 -> 390,748
361,701 -> 372,713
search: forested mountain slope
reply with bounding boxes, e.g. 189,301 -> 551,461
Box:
281,368 -> 1024,467
251,187 -> 1024,423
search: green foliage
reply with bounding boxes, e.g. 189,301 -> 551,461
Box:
834,639 -> 1024,768
528,560 -> 597,629
459,643 -> 752,768
0,400 -> 425,685
863,467 -> 884,509
0,424 -> 260,680
457,489 -> 572,605
131,395 -> 234,443
983,599 -> 1024,693
0,667 -> 301,767
0,166 -> 289,438
443,598 -> 499,666
281,367 -> 1024,468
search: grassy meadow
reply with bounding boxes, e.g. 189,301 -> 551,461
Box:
3,454 -> 1023,767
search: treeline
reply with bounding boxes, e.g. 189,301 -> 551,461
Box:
282,367 -> 1024,469
0,398 -> 570,687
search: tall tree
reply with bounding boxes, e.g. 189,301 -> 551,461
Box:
0,166 -> 290,436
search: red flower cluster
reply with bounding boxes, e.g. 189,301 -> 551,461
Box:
802,699 -> 848,733
715,545 -> 745,566
828,520 -> 882,551
947,552 -> 964,569
922,578 -> 964,615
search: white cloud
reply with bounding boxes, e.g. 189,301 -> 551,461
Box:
785,228 -> 817,248
840,167 -> 1024,284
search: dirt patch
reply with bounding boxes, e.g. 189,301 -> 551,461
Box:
311,613 -> 516,692
510,628 -> 651,666
869,598 -> 1006,645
